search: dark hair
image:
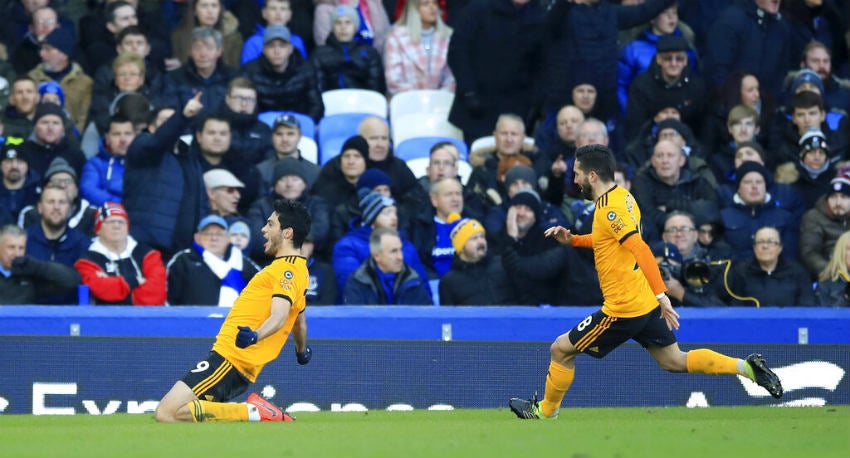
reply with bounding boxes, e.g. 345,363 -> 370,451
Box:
429,141 -> 458,156
195,113 -> 231,133
273,199 -> 311,249
575,144 -> 616,182
108,113 -> 133,129
791,90 -> 825,112
116,25 -> 147,44
106,1 -> 133,24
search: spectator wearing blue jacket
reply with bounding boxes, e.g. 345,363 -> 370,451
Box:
80,115 -> 136,206
332,191 -> 428,301
720,161 -> 797,260
343,227 -> 432,305
240,0 -> 307,64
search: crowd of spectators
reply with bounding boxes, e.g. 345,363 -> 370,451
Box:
1,0 -> 849,307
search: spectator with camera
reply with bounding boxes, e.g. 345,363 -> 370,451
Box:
654,212 -> 724,307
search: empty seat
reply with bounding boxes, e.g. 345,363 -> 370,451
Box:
322,89 -> 388,117
297,137 -> 319,164
389,90 -> 454,122
392,112 -> 462,146
394,136 -> 468,161
258,111 -> 316,140
317,113 -> 376,164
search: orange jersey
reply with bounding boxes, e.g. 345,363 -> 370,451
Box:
212,255 -> 309,382
590,186 -> 657,318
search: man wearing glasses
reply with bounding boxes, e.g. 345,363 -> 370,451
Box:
658,212 -> 725,307
220,77 -> 272,165
624,34 -> 705,141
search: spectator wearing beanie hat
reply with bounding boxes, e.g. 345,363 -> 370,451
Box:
331,190 -> 429,301
312,135 -> 369,214
28,27 -> 93,133
0,142 -> 40,224
16,103 -> 87,179
440,215 -> 518,305
499,187 -> 567,305
799,169 -> 850,278
329,167 -> 400,242
721,161 -> 797,260
483,163 -> 569,240
788,69 -> 825,98
19,157 -> 98,237
774,127 -> 835,211
717,142 -> 804,220
74,202 -> 167,305
246,157 -> 331,264
313,1 -> 391,51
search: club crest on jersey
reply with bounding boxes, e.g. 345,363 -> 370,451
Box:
284,271 -> 293,279
607,211 -> 617,221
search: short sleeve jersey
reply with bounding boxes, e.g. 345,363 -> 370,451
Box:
592,185 -> 657,318
212,255 -> 309,382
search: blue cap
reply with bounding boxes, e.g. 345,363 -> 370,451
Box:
197,215 -> 228,232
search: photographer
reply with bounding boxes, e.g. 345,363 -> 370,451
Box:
653,212 -> 726,307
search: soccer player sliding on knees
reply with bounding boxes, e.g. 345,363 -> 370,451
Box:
509,145 -> 783,420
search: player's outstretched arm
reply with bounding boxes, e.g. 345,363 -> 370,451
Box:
292,312 -> 311,365
544,226 -> 574,245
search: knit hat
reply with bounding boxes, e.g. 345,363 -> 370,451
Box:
656,35 -> 689,54
273,157 -> 310,186
655,118 -> 691,140
799,127 -> 829,159
450,214 -> 485,253
1,142 -> 27,162
508,188 -> 542,218
828,171 -> 850,198
356,168 -> 392,192
44,157 -> 76,182
33,102 -> 66,125
735,161 -> 770,189
44,27 -> 76,58
504,164 -> 536,191
359,191 -> 395,226
650,241 -> 683,264
340,135 -> 369,160
263,24 -> 291,44
790,69 -> 825,95
331,5 -> 361,30
94,202 -> 129,234
38,81 -> 65,108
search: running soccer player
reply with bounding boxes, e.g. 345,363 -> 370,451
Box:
509,145 -> 783,420
156,200 -> 313,422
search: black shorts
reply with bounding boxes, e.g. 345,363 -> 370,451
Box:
567,306 -> 677,359
179,351 -> 251,402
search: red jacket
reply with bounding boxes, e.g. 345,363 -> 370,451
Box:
74,237 -> 167,305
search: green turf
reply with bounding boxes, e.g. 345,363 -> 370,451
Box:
0,406 -> 847,458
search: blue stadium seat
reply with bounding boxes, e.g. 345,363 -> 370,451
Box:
394,136 -> 468,162
318,113 -> 385,164
258,111 -> 316,140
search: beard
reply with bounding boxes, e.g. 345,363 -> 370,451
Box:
579,179 -> 594,201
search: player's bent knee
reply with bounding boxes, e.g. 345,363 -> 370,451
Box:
155,402 -> 179,423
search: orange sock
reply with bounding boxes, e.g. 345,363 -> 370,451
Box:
187,400 -> 250,422
540,361 -> 574,417
686,349 -> 740,375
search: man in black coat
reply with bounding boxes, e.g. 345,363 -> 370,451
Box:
162,27 -> 237,114
218,77 -> 272,165
0,224 -> 80,305
439,216 -> 517,305
447,0 -> 546,141
241,25 -> 323,121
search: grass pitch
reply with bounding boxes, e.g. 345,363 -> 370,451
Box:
0,406 -> 847,458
